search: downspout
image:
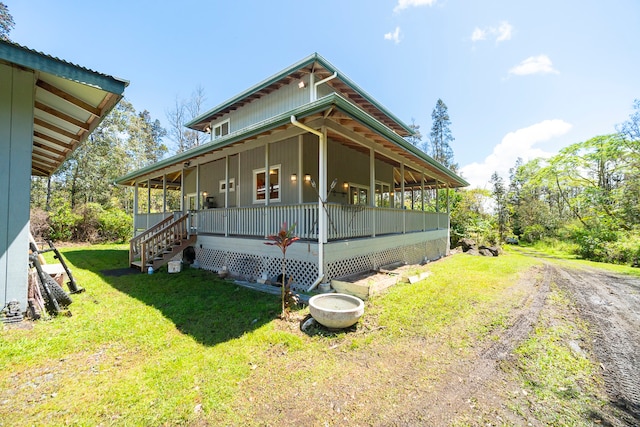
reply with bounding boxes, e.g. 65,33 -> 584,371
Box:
291,115 -> 325,291
311,71 -> 337,101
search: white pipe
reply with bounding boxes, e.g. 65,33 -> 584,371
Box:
307,274 -> 325,292
311,71 -> 337,101
290,115 -> 326,291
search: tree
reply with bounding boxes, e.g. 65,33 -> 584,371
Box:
405,118 -> 423,148
264,223 -> 300,320
127,109 -> 167,170
0,2 -> 14,41
167,86 -> 209,154
429,99 -> 458,171
618,99 -> 640,144
449,188 -> 493,246
490,172 -> 508,242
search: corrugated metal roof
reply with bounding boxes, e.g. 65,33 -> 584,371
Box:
186,53 -> 414,137
1,39 -> 128,176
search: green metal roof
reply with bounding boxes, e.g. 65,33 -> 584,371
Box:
117,92 -> 468,188
186,53 -> 415,137
0,40 -> 129,93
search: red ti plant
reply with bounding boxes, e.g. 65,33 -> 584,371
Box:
264,223 -> 300,319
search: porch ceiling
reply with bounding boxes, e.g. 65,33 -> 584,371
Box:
134,169 -> 183,190
325,111 -> 461,188
0,40 -> 128,177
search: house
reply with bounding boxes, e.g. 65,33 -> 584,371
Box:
0,40 -> 127,319
116,53 -> 468,291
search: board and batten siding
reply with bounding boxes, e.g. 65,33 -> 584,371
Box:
0,63 -> 35,313
209,81 -> 316,134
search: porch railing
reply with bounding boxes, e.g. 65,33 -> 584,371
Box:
193,203 -> 448,240
134,212 -> 174,232
139,214 -> 190,269
129,214 -> 177,266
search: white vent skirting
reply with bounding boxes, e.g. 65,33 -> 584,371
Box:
194,230 -> 448,291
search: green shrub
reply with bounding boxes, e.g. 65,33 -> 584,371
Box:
48,204 -> 81,241
75,203 -> 104,242
99,208 -> 133,243
603,232 -> 640,265
571,226 -> 618,262
39,203 -> 132,243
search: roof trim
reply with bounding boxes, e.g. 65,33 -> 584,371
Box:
117,93 -> 468,188
0,40 -> 129,93
185,53 -> 414,135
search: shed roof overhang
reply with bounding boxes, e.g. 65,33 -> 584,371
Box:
0,40 -> 129,176
117,93 -> 469,189
186,53 -> 414,138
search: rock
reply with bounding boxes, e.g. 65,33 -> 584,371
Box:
479,245 -> 500,256
479,248 -> 494,257
466,248 -> 480,256
459,238 -> 477,252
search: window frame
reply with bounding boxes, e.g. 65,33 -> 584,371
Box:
253,164 -> 281,204
212,119 -> 230,140
218,178 -> 235,193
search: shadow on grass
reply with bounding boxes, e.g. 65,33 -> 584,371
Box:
62,246 -> 280,347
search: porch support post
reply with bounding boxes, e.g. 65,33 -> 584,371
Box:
297,135 -> 303,204
195,163 -> 200,211
162,173 -> 167,214
436,178 -> 440,230
290,115 -> 326,288
180,167 -> 185,212
369,147 -> 376,238
147,179 -> 151,230
224,155 -> 230,208
400,163 -> 405,234
133,181 -> 138,237
319,126 -> 327,245
225,155 -> 230,237
421,173 -> 426,231
264,143 -> 270,238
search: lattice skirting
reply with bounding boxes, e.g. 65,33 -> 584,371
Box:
194,233 -> 448,291
195,246 -> 317,293
325,236 -> 449,282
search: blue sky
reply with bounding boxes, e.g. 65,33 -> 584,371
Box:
9,0 -> 640,188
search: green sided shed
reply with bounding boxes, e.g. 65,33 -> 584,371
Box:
0,40 -> 128,319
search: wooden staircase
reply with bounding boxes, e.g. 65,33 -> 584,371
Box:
129,213 -> 196,272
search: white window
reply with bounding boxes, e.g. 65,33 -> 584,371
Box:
219,178 -> 235,193
253,165 -> 281,203
375,181 -> 391,207
186,193 -> 197,210
348,183 -> 369,205
213,119 -> 230,140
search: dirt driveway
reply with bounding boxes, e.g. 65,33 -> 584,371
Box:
234,258 -> 640,426
548,263 -> 640,423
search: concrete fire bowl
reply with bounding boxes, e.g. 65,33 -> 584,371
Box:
308,293 -> 364,329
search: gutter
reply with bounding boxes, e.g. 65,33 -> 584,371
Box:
290,115 -> 326,292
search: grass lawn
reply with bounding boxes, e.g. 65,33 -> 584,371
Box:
0,244 -> 614,425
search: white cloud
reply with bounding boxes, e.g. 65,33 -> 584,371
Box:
460,119 -> 572,188
394,0 -> 437,13
384,27 -> 402,44
495,21 -> 513,42
509,55 -> 559,75
471,27 -> 487,42
471,21 -> 513,43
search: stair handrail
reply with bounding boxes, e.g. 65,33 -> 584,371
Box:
140,214 -> 190,269
129,214 -> 177,265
